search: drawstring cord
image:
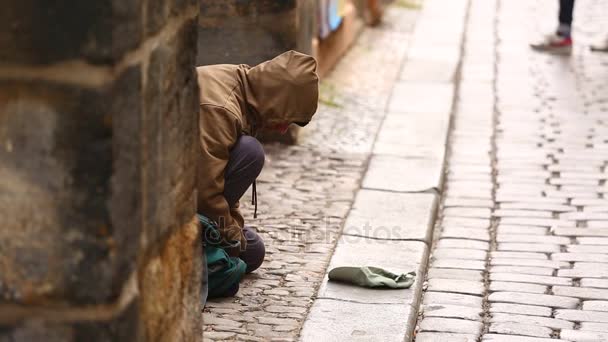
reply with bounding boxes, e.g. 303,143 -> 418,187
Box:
251,118 -> 258,219
252,181 -> 258,218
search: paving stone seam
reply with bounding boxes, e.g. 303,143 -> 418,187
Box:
480,0 -> 500,337
300,0 -> 472,340
394,0 -> 473,337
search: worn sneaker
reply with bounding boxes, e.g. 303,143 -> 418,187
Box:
530,34 -> 573,54
590,38 -> 608,52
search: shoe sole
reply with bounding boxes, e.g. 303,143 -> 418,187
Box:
530,45 -> 572,55
590,45 -> 608,52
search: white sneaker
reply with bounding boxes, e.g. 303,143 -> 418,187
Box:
530,34 -> 573,55
590,37 -> 608,52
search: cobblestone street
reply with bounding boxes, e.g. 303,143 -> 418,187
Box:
417,0 -> 608,341
202,0 -> 608,340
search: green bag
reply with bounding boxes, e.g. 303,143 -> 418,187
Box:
198,214 -> 247,299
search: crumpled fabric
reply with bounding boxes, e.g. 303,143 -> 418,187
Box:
328,266 -> 416,289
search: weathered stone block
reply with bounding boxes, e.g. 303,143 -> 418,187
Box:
0,300 -> 139,342
139,218 -> 202,342
0,66 -> 142,306
197,0 -> 310,66
141,19 -> 199,250
0,1 -> 143,65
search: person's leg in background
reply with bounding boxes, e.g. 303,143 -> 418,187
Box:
530,0 -> 575,53
223,135 -> 266,274
557,0 -> 575,38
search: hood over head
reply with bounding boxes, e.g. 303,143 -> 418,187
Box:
244,50 -> 319,127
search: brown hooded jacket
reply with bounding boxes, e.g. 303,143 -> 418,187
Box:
196,50 -> 319,250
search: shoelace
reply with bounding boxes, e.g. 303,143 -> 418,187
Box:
251,118 -> 258,219
251,180 -> 257,219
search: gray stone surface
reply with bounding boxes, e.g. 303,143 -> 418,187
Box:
427,269 -> 484,281
416,332 -> 478,342
496,243 -> 561,253
342,190 -> 438,242
427,278 -> 485,296
437,239 -> 490,250
419,317 -> 483,335
553,286 -> 608,301
488,292 -> 579,309
400,58 -> 459,83
581,279 -> 608,289
300,300 -> 412,342
490,266 -> 554,276
580,322 -> 608,333
488,322 -> 552,338
490,313 -> 574,330
373,112 -> 449,160
433,248 -> 488,260
432,259 -> 486,271
583,301 -> 608,312
423,292 -> 484,308
489,281 -> 548,294
441,228 -> 490,242
490,252 -> 548,260
387,82 -> 454,114
362,155 -> 443,192
490,258 -> 566,268
490,303 -> 552,317
489,273 -> 572,286
482,334 -> 559,342
422,304 -> 483,321
555,309 -> 608,323
560,329 -> 608,342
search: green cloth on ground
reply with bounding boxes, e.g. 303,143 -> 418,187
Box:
328,266 -> 416,289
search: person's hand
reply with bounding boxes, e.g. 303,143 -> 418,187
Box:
226,246 -> 240,257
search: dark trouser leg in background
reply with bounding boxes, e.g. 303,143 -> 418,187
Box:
223,135 -> 266,274
558,0 -> 575,37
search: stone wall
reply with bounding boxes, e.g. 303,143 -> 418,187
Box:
197,0 -> 315,66
0,1 -> 203,341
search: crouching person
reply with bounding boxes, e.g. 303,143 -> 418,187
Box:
197,50 -> 319,296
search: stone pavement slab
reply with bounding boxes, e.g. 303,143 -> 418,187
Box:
419,317 -> 483,335
300,300 -> 413,342
488,322 -> 552,338
373,112 -> 450,159
482,334 -> 564,342
342,190 -> 438,242
416,332 -> 478,342
362,155 -> 443,192
387,82 -> 454,114
490,303 -> 552,317
421,304 -> 483,321
560,329 -> 608,342
400,58 -> 459,83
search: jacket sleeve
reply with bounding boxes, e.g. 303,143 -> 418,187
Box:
197,104 -> 246,249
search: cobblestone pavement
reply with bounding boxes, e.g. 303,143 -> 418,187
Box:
202,6 -> 420,341
416,0 -> 608,341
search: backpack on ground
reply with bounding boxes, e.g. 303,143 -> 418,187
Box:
198,214 -> 247,300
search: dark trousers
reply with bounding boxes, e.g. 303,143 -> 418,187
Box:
223,135 -> 266,274
559,0 -> 575,26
